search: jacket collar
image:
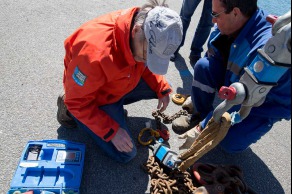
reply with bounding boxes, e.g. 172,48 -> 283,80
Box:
113,7 -> 140,66
234,9 -> 269,44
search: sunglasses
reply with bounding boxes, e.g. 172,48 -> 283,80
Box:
211,10 -> 226,18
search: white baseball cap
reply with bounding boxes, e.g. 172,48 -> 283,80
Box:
144,6 -> 183,75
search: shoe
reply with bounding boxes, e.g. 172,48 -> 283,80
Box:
189,55 -> 201,66
182,96 -> 193,114
172,114 -> 201,135
57,94 -> 78,129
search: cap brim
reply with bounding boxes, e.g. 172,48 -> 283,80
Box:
146,51 -> 170,75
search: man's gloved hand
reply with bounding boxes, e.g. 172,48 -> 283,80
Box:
178,125 -> 201,150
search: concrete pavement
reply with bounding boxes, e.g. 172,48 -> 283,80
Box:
0,0 -> 291,193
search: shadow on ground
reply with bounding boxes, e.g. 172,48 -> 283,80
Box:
196,146 -> 285,194
56,104 -> 284,194
173,53 -> 193,95
57,116 -> 153,194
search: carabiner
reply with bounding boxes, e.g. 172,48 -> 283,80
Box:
138,128 -> 160,146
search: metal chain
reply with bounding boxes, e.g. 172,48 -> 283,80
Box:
152,110 -> 189,130
142,110 -> 195,193
141,156 -> 197,194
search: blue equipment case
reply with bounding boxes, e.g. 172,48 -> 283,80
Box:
7,140 -> 86,194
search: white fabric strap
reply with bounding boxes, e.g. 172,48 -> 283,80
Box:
192,80 -> 216,93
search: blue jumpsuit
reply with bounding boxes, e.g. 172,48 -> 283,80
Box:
192,9 -> 291,153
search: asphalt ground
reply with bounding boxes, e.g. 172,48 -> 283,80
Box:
0,0 -> 291,193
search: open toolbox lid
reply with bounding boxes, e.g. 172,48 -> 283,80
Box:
9,140 -> 85,191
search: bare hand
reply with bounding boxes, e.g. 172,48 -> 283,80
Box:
157,95 -> 170,112
111,127 -> 134,153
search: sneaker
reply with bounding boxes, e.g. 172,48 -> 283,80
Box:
189,55 -> 201,66
172,114 -> 201,135
57,94 -> 78,129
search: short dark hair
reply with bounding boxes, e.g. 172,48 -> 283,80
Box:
220,0 -> 258,17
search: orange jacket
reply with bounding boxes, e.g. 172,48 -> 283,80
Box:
63,7 -> 172,142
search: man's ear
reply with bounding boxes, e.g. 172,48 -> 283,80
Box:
233,7 -> 241,17
132,24 -> 143,38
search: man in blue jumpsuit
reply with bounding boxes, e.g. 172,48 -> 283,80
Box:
173,0 -> 291,153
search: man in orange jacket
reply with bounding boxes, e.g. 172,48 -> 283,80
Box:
57,0 -> 183,163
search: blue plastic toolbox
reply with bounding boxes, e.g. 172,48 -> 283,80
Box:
7,140 -> 86,194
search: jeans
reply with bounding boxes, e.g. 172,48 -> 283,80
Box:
74,79 -> 157,163
178,0 -> 213,57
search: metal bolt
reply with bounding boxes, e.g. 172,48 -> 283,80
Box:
268,45 -> 276,53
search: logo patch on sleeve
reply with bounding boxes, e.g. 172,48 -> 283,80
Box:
73,67 -> 87,86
